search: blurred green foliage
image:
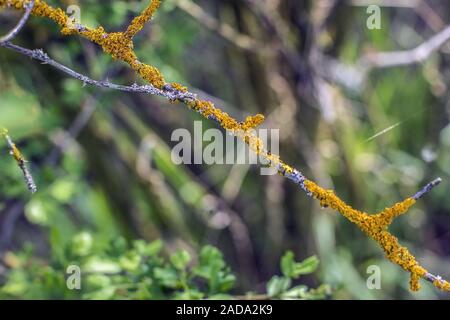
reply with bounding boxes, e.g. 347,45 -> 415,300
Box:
0,233 -> 327,300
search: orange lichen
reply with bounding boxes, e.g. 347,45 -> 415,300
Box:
1,128 -> 37,193
1,128 -> 25,163
1,0 -> 165,88
134,63 -> 165,88
9,142 -> 24,163
2,0 -> 449,292
234,129 -> 264,155
125,0 -> 161,38
303,179 -> 448,291
241,114 -> 265,131
188,99 -> 242,131
410,270 -> 422,291
170,82 -> 188,93
434,278 -> 450,291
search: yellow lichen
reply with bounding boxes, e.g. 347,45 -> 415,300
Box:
1,128 -> 37,193
170,82 -> 188,93
434,278 -> 450,291
125,0 -> 161,38
1,129 -> 25,163
303,179 -> 447,291
410,271 -> 421,291
0,0 -> 166,88
9,142 -> 24,163
241,114 -> 265,131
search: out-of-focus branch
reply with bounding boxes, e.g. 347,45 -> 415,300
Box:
243,0 -> 293,49
351,0 -> 418,7
352,0 -> 450,53
173,0 -> 264,53
318,25 -> 450,92
361,25 -> 450,68
46,95 -> 99,166
243,0 -> 304,75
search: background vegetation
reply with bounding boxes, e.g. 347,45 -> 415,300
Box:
0,0 -> 449,299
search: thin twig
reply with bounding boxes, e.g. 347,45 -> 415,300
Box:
0,0 -> 34,43
412,178 -> 442,200
0,42 -> 196,102
45,95 -> 99,166
409,178 -> 446,287
424,272 -> 448,288
1,131 -> 37,193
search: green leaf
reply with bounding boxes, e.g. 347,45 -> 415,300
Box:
280,251 -> 319,278
198,246 -> 225,269
83,258 -> 121,274
83,287 -> 116,300
193,246 -> 234,293
154,267 -> 179,288
170,250 -> 191,270
281,251 -> 295,278
86,274 -> 112,290
301,284 -> 332,300
119,252 -> 141,271
109,237 -> 128,255
71,231 -> 93,257
25,199 -> 49,226
266,276 -> 291,298
0,271 -> 28,296
218,273 -> 235,292
292,256 -> 319,277
49,179 -> 77,203
281,285 -> 308,299
174,289 -> 204,300
134,239 -> 163,256
208,293 -> 234,300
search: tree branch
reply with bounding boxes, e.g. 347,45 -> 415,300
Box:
412,178 -> 442,200
173,0 -> 263,53
361,25 -> 450,68
0,0 -> 34,43
1,129 -> 37,193
317,24 -> 450,92
0,42 -> 196,102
